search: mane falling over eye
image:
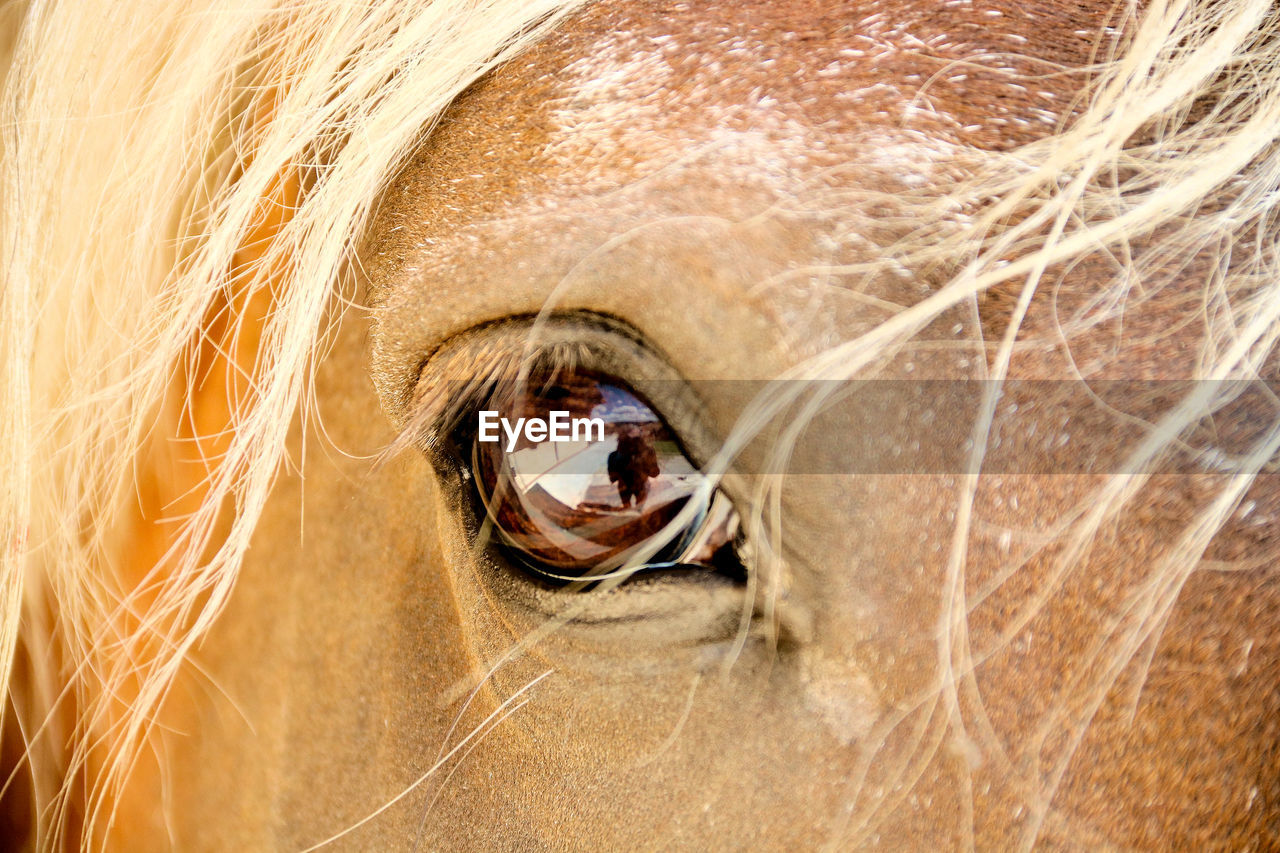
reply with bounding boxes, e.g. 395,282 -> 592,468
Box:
2,0 -> 1280,849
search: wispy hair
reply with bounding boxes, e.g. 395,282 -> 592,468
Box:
1,0 -> 1278,848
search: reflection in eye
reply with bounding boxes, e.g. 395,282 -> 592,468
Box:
471,369 -> 741,584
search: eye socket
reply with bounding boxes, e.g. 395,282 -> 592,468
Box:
469,367 -> 742,586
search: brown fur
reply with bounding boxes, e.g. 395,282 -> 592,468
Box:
91,1 -> 1280,848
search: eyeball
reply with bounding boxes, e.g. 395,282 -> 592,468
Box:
470,369 -> 740,584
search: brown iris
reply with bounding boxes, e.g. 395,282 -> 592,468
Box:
472,369 -> 734,581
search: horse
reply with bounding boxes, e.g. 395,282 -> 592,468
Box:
2,0 -> 1278,848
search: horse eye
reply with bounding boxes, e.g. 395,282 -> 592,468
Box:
470,369 -> 741,585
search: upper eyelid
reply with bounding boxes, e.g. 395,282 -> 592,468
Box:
387,313 -> 676,457
389,335 -> 604,459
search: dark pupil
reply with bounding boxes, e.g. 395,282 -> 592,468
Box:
474,371 -> 701,577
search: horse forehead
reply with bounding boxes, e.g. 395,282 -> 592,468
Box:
366,0 -> 1115,339
372,0 -> 1113,259
520,0 -> 1107,158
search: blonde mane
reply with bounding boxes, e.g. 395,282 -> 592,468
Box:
1,0 -> 1277,847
